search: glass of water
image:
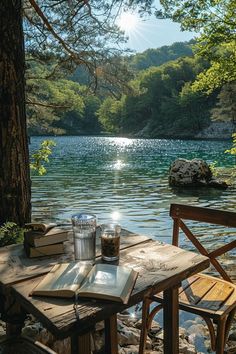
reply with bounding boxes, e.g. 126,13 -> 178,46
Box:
71,213 -> 97,265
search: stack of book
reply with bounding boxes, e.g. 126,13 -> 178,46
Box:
24,223 -> 69,258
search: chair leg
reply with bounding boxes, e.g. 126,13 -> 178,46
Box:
224,309 -> 236,347
202,316 -> 216,351
147,304 -> 163,331
215,317 -> 227,354
139,298 -> 152,354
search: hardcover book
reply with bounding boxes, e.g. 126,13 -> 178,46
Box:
24,227 -> 69,247
24,242 -> 65,258
31,262 -> 138,304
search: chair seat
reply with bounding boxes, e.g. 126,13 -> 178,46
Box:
153,273 -> 236,320
0,336 -> 56,354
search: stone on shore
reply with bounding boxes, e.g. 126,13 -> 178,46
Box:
169,158 -> 228,189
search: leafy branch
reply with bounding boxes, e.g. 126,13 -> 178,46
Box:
225,133 -> 236,156
30,140 -> 56,175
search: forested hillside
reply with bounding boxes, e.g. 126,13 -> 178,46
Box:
27,39 -> 235,138
128,40 -> 194,71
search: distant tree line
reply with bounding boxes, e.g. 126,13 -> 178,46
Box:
27,38 -> 235,138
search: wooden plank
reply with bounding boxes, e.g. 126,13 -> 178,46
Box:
197,282 -> 234,311
179,277 -> 216,305
179,220 -> 209,257
208,240 -> 236,259
180,276 -> 199,293
170,204 -> 236,227
172,218 -> 180,246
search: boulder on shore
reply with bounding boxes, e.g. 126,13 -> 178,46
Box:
169,158 -> 228,189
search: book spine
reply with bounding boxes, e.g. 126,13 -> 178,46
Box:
24,243 -> 65,258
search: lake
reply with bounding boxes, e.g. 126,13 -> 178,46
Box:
30,136 -> 236,244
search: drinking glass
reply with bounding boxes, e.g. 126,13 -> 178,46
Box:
71,213 -> 97,265
101,223 -> 121,261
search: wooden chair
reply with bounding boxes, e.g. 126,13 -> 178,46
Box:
139,203 -> 236,354
0,335 -> 57,354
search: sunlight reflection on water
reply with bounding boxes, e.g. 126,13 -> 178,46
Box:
30,136 -> 236,243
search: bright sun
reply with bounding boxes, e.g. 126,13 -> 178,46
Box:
118,12 -> 139,33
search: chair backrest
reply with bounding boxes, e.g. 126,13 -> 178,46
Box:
170,203 -> 236,283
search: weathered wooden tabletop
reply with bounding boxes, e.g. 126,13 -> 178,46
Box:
0,230 -> 210,354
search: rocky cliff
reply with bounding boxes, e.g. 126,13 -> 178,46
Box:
195,122 -> 235,139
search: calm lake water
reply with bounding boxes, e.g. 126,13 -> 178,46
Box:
30,136 -> 236,352
30,136 -> 236,244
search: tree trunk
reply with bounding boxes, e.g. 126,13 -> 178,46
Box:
0,0 -> 31,226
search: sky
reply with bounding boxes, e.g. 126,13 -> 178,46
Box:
117,1 -> 197,53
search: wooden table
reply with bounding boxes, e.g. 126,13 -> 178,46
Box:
0,230 -> 209,354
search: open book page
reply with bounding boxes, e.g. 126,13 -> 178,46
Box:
31,262 -> 93,298
77,264 -> 138,304
25,222 -> 57,234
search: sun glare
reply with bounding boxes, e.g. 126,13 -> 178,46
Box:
111,211 -> 121,221
118,12 -> 139,33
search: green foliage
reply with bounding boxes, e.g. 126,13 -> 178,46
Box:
158,0 -> 236,92
225,133 -> 236,156
224,133 -> 236,182
97,97 -> 124,133
30,140 -> 56,175
192,43 -> 236,93
209,161 -> 219,177
211,82 -> 236,123
0,222 -> 24,246
98,55 -> 214,137
26,62 -> 86,135
128,41 -> 194,71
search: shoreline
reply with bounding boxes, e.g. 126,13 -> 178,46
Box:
29,134 -> 233,141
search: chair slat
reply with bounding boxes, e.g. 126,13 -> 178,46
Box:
180,275 -> 199,292
179,277 -> 216,305
209,240 -> 236,259
197,282 -> 234,311
170,204 -> 236,227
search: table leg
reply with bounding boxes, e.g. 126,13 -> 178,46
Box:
71,332 -> 91,354
104,314 -> 118,354
163,285 -> 179,354
4,293 -> 26,336
139,297 -> 151,354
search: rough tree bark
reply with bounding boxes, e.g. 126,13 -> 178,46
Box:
0,0 -> 31,225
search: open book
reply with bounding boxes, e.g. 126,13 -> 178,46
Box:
25,222 -> 57,235
31,262 -> 138,304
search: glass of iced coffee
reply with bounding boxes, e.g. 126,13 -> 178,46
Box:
101,223 -> 121,262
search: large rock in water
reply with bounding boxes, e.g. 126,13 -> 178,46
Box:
169,158 -> 228,189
